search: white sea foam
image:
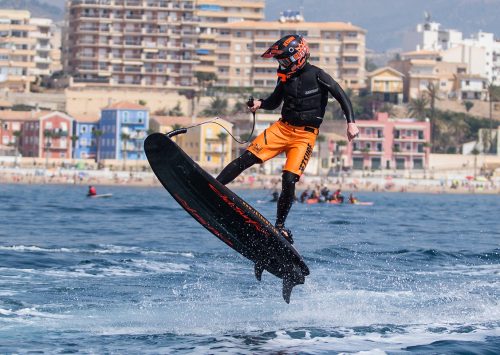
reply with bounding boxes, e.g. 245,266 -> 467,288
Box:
0,244 -> 194,258
0,307 -> 68,319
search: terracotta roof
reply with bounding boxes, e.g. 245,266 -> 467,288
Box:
103,101 -> 148,110
402,50 -> 440,56
367,66 -> 405,78
0,110 -> 51,121
215,21 -> 365,32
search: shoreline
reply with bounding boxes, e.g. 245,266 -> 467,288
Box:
1,168 -> 499,195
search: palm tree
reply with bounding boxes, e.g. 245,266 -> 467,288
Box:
70,134 -> 79,160
202,97 -> 228,117
426,82 -> 441,148
43,129 -> 53,168
13,130 -> 22,166
335,140 -> 348,172
178,89 -> 196,119
217,131 -> 228,171
194,71 -> 217,99
487,84 -> 500,153
471,146 -> 480,178
407,96 -> 428,119
316,134 -> 326,175
361,146 -> 371,171
92,129 -> 103,165
121,133 -> 130,170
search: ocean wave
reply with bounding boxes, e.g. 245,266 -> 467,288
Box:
0,307 -> 68,319
0,258 -> 191,279
313,247 -> 500,262
0,244 -> 194,258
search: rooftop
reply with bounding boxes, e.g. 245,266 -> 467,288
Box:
215,20 -> 365,32
0,110 -> 51,121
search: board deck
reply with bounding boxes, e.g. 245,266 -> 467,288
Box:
144,132 -> 309,303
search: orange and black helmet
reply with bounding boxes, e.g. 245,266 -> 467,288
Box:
262,34 -> 310,77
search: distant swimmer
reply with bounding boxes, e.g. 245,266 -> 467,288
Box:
348,193 -> 358,204
87,185 -> 97,197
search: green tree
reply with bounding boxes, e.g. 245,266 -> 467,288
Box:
425,82 -> 441,145
217,131 -> 228,170
316,134 -> 326,175
463,100 -> 474,112
178,89 -> 196,117
92,129 -> 103,164
168,101 -> 184,117
120,133 -> 130,170
407,96 -> 428,119
43,129 -> 53,168
202,97 -> 228,117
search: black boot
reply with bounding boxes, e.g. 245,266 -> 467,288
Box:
276,223 -> 294,244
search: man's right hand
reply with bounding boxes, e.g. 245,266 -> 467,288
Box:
249,100 -> 262,113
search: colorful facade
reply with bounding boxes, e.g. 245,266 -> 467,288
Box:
72,115 -> 99,159
20,111 -> 73,158
99,101 -> 149,160
346,112 -> 431,170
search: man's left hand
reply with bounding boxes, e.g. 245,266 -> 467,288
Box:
347,123 -> 359,142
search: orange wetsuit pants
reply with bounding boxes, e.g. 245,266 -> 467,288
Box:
247,120 -> 318,176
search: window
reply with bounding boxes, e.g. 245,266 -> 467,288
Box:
81,126 -> 87,133
235,44 -> 241,51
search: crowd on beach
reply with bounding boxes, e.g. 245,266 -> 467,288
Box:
1,165 -> 499,195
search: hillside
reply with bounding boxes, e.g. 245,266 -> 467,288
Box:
0,0 -> 63,21
6,0 -> 500,51
266,0 -> 500,51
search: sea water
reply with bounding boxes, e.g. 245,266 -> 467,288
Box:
0,184 -> 499,354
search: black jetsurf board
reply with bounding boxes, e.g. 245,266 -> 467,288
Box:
144,132 -> 309,303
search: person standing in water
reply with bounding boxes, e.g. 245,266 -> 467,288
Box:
216,34 -> 358,243
87,185 -> 97,197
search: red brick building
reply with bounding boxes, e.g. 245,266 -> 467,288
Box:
20,111 -> 74,158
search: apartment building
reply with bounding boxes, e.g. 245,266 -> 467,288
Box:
65,0 -> 198,88
345,112 -> 431,170
0,10 -> 59,92
195,0 -> 265,74
404,17 -> 500,85
212,19 -> 366,90
389,51 -> 469,101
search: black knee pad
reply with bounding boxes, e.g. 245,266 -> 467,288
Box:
282,171 -> 299,190
237,151 -> 261,170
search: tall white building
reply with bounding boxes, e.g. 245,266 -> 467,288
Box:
404,18 -> 500,85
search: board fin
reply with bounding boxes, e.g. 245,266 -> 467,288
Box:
254,261 -> 265,281
282,266 -> 306,304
